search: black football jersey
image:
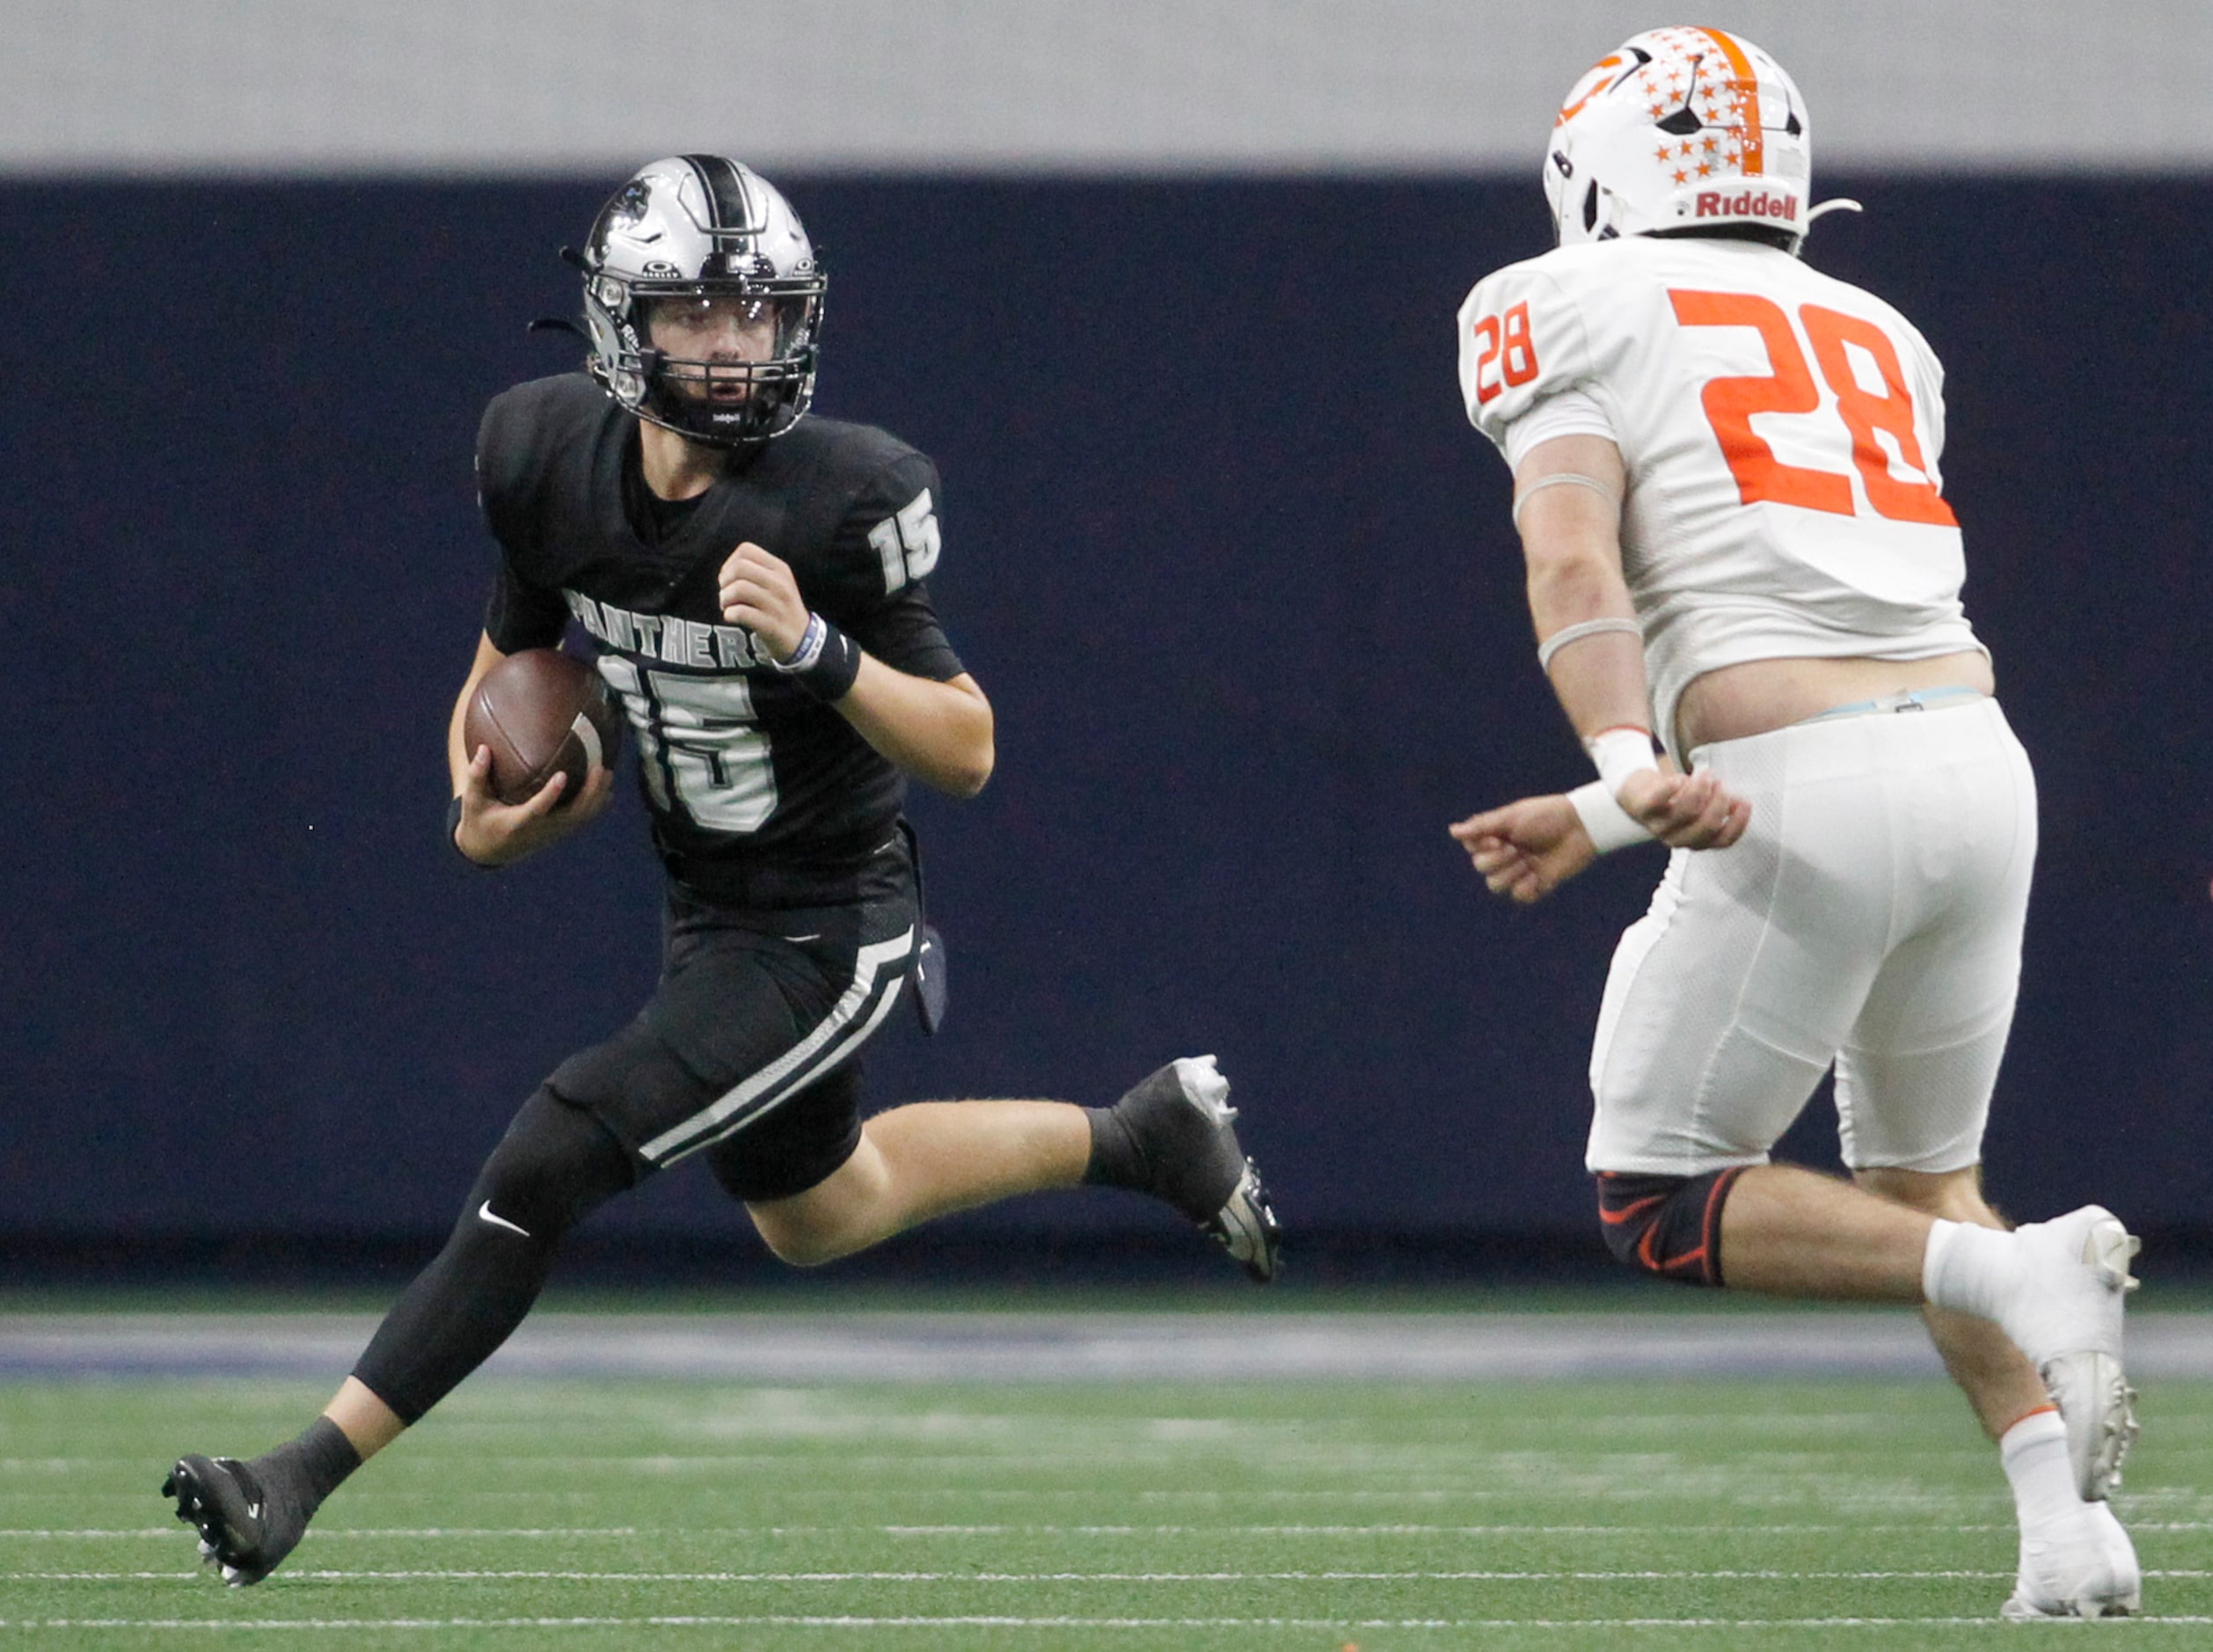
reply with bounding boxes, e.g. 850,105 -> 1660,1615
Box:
476,373 -> 965,874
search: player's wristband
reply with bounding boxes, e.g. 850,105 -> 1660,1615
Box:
1567,779 -> 1654,854
771,611 -> 862,702
1584,725 -> 1660,801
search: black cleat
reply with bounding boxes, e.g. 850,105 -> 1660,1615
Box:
163,1452 -> 309,1586
1111,1055 -> 1282,1283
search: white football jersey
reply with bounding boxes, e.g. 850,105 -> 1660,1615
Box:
1457,235 -> 1983,757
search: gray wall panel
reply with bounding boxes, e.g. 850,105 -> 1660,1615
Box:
5,1 -> 2209,175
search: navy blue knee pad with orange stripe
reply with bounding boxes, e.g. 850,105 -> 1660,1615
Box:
1595,1167 -> 1747,1287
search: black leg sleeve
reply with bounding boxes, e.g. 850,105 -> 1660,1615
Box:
351,1088 -> 635,1423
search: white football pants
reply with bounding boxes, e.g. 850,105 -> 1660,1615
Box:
1586,696 -> 2037,1176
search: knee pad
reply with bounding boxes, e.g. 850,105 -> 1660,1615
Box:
465,1086 -> 635,1245
1595,1167 -> 1747,1287
355,1091 -> 635,1425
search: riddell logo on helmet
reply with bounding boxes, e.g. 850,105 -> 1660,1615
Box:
1695,190 -> 1799,223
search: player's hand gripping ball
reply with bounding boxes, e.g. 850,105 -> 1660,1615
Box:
463,649 -> 624,807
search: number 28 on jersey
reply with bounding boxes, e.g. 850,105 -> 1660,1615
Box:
1466,288 -> 1954,529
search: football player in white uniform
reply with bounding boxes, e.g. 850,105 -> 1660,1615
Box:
1447,28 -> 2142,1620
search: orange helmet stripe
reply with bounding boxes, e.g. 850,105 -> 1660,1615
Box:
1697,26 -> 1764,177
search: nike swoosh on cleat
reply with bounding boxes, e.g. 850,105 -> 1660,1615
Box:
478,1202 -> 532,1238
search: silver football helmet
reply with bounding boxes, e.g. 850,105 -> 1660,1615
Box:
576,156 -> 825,445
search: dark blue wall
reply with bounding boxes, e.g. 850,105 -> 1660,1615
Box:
3,177 -> 2209,1248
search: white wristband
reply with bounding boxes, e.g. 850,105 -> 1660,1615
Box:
1567,779 -> 1654,854
1584,725 -> 1659,800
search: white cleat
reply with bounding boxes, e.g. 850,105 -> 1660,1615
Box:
2001,1497 -> 2141,1620
2045,1350 -> 2139,1503
2005,1206 -> 2141,1501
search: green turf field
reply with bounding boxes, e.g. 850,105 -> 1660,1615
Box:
4,1371 -> 2209,1648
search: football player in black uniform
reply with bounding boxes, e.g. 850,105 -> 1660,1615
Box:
164,155 -> 1280,1586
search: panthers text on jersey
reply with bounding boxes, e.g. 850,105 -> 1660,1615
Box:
476,373 -> 965,881
1456,236 -> 1983,758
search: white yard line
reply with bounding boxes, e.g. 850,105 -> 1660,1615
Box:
5,1519 -> 2097,1538
7,1566 -> 2143,1580
6,1614 -> 2213,1631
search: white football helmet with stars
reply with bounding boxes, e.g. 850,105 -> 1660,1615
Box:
1545,26 -> 1823,253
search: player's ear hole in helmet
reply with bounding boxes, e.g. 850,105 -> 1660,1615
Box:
573,155 -> 827,447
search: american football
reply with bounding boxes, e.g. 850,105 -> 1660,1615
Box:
462,648 -> 622,807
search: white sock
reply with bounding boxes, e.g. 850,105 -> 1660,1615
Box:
2002,1407 -> 2078,1529
1923,1218 -> 2020,1323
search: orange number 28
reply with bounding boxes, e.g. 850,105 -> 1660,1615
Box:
1470,301 -> 1539,406
1669,289 -> 1955,527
